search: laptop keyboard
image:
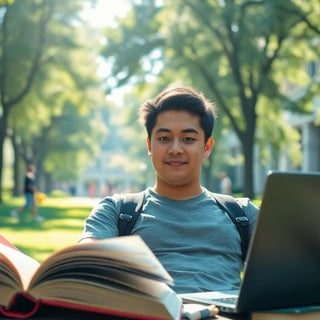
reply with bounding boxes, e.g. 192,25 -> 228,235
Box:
179,290 -> 239,307
215,296 -> 238,304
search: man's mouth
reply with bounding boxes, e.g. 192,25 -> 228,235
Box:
164,160 -> 187,167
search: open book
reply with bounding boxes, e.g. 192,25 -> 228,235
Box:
0,235 -> 182,320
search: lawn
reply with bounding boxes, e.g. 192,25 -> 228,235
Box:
0,195 -> 100,262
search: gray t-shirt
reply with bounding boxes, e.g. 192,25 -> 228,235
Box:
80,187 -> 259,293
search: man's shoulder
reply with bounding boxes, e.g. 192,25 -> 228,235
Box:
103,189 -> 149,212
234,197 -> 250,207
235,197 -> 259,212
203,189 -> 259,217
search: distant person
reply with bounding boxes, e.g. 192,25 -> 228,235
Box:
101,182 -> 113,197
220,171 -> 232,195
11,164 -> 44,222
88,181 -> 96,197
69,184 -> 77,196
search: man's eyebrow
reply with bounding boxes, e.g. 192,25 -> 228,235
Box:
182,128 -> 199,134
155,128 -> 171,134
155,128 -> 199,134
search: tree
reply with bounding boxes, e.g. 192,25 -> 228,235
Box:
8,17 -> 107,194
100,0 -> 320,197
0,0 -> 55,201
0,0 -> 104,201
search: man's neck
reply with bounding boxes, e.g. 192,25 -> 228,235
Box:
152,183 -> 203,200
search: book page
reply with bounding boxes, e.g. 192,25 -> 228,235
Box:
29,235 -> 173,289
0,243 -> 40,302
31,278 -> 182,320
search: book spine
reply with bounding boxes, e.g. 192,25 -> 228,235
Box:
0,293 -> 40,319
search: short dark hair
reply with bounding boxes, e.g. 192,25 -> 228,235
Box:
138,86 -> 217,141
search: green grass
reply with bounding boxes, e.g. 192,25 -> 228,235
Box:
0,195 -> 99,262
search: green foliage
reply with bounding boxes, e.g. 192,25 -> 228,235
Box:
102,88 -> 153,187
256,96 -> 302,167
1,0 -> 108,192
101,1 -> 165,89
0,0 -> 14,4
98,0 -> 320,196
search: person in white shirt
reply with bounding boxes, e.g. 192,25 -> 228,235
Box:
220,171 -> 232,195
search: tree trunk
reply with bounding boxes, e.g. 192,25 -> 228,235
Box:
0,132 -> 5,203
0,105 -> 10,203
44,172 -> 53,194
12,145 -> 22,196
241,132 -> 255,199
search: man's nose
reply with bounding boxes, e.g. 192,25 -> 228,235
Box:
168,139 -> 183,154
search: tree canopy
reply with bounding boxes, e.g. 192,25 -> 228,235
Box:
0,0 -> 106,201
100,0 -> 320,197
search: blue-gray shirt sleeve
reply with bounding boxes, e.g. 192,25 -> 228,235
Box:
79,194 -> 122,241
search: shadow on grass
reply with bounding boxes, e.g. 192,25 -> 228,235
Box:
0,204 -> 91,231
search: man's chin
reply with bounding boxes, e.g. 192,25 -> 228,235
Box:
162,177 -> 192,187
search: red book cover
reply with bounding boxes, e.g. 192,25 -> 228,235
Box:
0,235 -> 182,320
0,235 -> 18,250
1,293 -> 183,320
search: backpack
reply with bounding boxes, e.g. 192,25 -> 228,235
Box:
118,191 -> 249,261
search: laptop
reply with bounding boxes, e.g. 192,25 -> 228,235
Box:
180,171 -> 320,314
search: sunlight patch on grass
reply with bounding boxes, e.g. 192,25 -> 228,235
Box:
2,230 -> 81,262
0,196 -> 96,263
42,197 -> 100,208
45,218 -> 85,229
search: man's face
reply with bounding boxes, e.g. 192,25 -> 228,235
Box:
147,110 -> 214,189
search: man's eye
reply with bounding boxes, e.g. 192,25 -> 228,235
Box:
159,136 -> 169,142
184,137 -> 195,143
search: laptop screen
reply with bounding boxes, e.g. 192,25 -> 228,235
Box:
238,171 -> 320,312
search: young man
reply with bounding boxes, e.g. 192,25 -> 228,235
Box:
11,164 -> 44,222
79,86 -> 259,294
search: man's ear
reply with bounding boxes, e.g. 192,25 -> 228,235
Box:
146,137 -> 151,156
204,137 -> 214,158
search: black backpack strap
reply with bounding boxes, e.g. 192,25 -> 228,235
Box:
118,191 -> 146,236
211,192 -> 249,261
117,190 -> 249,260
